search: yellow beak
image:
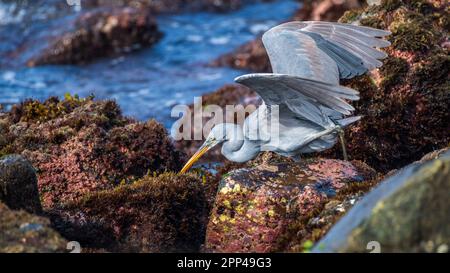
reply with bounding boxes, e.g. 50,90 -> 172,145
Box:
179,144 -> 211,174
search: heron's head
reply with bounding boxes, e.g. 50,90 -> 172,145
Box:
179,124 -> 234,174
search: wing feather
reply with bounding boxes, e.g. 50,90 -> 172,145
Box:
235,73 -> 360,119
262,21 -> 391,80
304,21 -> 391,38
262,28 -> 340,84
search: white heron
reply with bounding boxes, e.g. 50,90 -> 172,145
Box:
180,21 -> 390,174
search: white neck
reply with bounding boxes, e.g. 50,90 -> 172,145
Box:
220,123 -> 260,163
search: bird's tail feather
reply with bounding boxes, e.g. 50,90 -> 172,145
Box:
336,115 -> 362,127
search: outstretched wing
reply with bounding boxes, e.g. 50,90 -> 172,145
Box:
262,21 -> 391,80
235,73 -> 359,127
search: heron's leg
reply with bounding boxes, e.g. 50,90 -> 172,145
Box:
336,126 -> 348,161
300,125 -> 348,160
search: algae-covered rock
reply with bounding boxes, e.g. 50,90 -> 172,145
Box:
205,153 -> 376,252
0,96 -> 184,208
0,155 -> 42,214
0,202 -> 67,253
314,148 -> 450,253
48,173 -> 208,253
28,7 -> 162,66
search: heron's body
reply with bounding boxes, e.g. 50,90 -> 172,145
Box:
180,21 -> 391,173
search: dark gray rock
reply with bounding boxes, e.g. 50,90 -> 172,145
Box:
313,149 -> 450,253
0,155 -> 42,214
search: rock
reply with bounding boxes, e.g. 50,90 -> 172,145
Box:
210,38 -> 272,73
211,0 -> 365,72
0,155 -> 42,214
48,173 -> 208,252
314,148 -> 450,253
28,7 -> 162,66
204,154 -> 377,252
0,202 -> 67,253
292,0 -> 366,22
0,96 -> 184,208
319,0 -> 450,172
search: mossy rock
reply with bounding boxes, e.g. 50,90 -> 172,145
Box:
0,155 -> 42,214
314,148 -> 450,253
0,202 -> 67,253
48,173 -> 209,252
0,96 -> 185,208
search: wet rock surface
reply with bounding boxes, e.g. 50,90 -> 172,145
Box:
0,202 -> 67,253
48,173 -> 209,253
28,7 -> 162,66
205,153 -> 377,252
0,96 -> 184,208
0,155 -> 42,214
314,148 -> 450,253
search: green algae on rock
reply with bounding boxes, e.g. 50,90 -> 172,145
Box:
314,148 -> 450,253
0,202 -> 67,253
48,173 -> 208,252
0,155 -> 42,214
0,96 -> 184,208
204,152 -> 377,252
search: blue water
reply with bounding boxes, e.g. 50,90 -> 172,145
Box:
0,0 -> 299,127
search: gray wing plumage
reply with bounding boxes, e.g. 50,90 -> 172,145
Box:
262,24 -> 341,84
235,73 -> 359,126
262,21 -> 391,80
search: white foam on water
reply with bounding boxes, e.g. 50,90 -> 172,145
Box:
186,35 -> 203,43
209,36 -> 230,45
250,23 -> 272,35
2,71 -> 16,82
0,3 -> 26,25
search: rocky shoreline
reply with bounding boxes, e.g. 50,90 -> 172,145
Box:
3,0 -> 274,67
1,0 -> 449,253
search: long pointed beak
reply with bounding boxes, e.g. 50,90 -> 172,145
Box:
179,141 -> 215,174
